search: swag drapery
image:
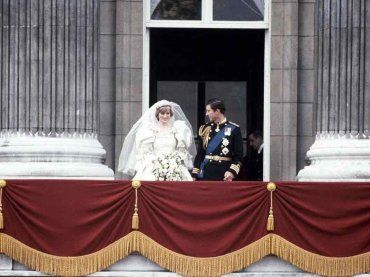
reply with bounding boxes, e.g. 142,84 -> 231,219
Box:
0,180 -> 369,276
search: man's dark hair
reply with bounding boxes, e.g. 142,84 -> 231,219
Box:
249,130 -> 263,139
207,98 -> 226,114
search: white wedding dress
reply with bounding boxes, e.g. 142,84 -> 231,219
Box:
133,120 -> 193,181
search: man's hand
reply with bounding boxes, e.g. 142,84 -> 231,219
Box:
192,178 -> 197,181
223,171 -> 235,181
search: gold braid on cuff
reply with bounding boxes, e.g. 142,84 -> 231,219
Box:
230,164 -> 240,175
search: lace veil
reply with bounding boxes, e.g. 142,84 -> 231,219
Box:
117,100 -> 196,178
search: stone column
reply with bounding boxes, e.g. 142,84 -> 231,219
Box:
298,0 -> 370,181
0,0 -> 113,179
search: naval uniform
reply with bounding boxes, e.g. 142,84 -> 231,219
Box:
192,120 -> 243,180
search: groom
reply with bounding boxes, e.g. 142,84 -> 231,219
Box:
192,98 -> 243,181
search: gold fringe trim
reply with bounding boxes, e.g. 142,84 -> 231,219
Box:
271,234 -> 370,277
131,231 -> 271,277
0,232 -> 134,276
0,232 -> 270,277
0,232 -> 369,277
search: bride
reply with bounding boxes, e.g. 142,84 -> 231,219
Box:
118,100 -> 196,181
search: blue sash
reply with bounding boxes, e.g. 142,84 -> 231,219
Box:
198,124 -> 236,179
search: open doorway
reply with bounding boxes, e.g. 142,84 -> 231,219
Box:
150,28 -> 265,179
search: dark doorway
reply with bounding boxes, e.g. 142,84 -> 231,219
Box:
150,28 -> 264,178
150,28 -> 264,136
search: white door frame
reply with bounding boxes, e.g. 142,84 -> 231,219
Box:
142,0 -> 271,181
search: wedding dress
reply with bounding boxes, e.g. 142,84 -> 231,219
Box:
117,100 -> 196,181
133,121 -> 193,181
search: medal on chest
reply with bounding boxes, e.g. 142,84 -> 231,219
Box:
224,127 -> 231,136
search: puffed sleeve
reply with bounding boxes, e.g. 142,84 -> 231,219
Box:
173,120 -> 192,148
134,124 -> 156,171
173,120 -> 193,169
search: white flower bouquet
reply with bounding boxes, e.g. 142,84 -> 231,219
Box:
152,151 -> 184,181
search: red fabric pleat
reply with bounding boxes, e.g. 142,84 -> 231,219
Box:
1,180 -> 369,259
273,181 -> 370,257
138,181 -> 269,257
2,179 -> 133,256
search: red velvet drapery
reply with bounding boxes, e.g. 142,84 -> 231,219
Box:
0,180 -> 369,276
3,180 -> 133,256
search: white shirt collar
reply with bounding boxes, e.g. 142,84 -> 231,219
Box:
258,143 -> 264,154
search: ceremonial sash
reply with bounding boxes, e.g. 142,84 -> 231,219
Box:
198,124 -> 236,179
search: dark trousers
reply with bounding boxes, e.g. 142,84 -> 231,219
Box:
200,161 -> 231,181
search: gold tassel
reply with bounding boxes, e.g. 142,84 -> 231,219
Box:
0,212 -> 3,229
266,182 -> 276,231
132,210 -> 139,230
267,210 -> 274,231
0,179 -> 6,229
131,180 -> 141,230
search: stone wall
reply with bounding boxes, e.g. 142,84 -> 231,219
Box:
297,0 -> 316,174
270,0 -> 316,180
99,0 -> 143,172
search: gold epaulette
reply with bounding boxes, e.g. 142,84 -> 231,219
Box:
198,125 -> 205,136
199,125 -> 211,149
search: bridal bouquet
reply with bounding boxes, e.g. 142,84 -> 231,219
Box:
152,152 -> 184,181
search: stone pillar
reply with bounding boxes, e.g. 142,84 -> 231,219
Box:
0,0 -> 113,179
298,0 -> 370,181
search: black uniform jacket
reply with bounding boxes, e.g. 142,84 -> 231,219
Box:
192,120 -> 243,180
240,148 -> 263,181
